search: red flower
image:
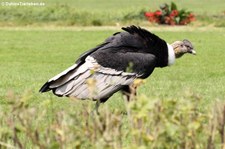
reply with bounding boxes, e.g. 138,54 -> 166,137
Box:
145,12 -> 154,17
164,16 -> 176,25
154,10 -> 162,16
154,17 -> 160,23
145,11 -> 161,23
144,2 -> 195,26
188,13 -> 195,21
170,10 -> 179,17
164,16 -> 171,24
145,12 -> 155,22
180,18 -> 189,25
169,19 -> 176,25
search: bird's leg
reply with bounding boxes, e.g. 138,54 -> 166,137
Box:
94,99 -> 101,115
129,85 -> 137,101
90,99 -> 101,116
122,86 -> 131,102
122,85 -> 137,116
91,98 -> 108,115
122,93 -> 130,102
131,85 -> 137,96
130,78 -> 145,100
122,85 -> 137,102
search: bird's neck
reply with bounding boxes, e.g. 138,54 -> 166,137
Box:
167,43 -> 175,66
174,48 -> 185,58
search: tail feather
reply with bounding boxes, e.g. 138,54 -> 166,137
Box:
39,82 -> 51,92
54,69 -> 91,96
39,63 -> 79,93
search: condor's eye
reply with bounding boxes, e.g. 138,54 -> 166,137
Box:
186,45 -> 191,49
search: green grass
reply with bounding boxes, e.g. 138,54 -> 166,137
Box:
0,27 -> 225,106
0,0 -> 224,26
0,27 -> 225,148
2,0 -> 224,13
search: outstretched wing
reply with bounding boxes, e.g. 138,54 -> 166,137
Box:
53,56 -> 137,100
40,52 -> 156,100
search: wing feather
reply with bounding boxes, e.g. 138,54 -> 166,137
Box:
52,56 -> 137,100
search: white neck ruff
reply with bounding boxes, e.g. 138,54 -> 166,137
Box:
167,43 -> 175,66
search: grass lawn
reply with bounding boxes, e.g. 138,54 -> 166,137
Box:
2,0 -> 224,13
0,26 -> 225,148
0,0 -> 224,26
1,27 -> 224,104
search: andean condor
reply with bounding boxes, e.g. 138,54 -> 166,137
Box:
40,25 -> 196,111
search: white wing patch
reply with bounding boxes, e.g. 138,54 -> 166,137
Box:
49,64 -> 78,82
52,56 -> 137,100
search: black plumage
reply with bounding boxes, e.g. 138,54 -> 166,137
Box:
40,25 -> 174,104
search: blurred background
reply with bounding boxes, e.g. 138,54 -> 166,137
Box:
0,0 -> 224,27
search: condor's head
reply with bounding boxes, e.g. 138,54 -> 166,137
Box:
171,39 -> 196,58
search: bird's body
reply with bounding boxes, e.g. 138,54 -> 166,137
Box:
40,25 -> 195,105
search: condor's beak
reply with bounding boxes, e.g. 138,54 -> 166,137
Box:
190,49 -> 196,55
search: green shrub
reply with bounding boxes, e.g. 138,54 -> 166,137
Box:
1,89 -> 225,148
0,4 -> 143,26
0,3 -> 224,27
